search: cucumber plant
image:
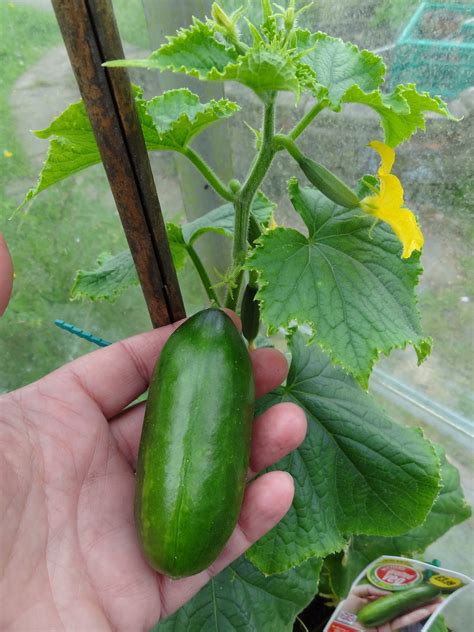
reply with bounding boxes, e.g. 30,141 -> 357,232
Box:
20,1 -> 471,629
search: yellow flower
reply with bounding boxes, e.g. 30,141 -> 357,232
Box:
3,150 -> 13,158
361,140 -> 424,259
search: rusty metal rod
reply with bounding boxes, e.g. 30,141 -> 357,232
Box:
51,0 -> 185,327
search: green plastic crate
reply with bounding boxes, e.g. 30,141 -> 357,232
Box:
390,2 -> 474,99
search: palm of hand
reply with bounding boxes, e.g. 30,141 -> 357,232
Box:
3,378 -> 150,631
1,325 -> 305,631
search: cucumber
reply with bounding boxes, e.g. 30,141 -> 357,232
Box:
135,308 -> 255,578
241,284 -> 260,345
296,156 -> 360,209
357,583 -> 441,627
274,133 -> 359,209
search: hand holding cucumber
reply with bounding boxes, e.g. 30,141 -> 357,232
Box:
356,583 -> 442,631
343,584 -> 392,613
0,312 -> 306,630
364,598 -> 440,632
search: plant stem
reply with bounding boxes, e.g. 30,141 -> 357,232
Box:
187,244 -> 221,306
181,146 -> 234,202
225,94 -> 277,309
288,99 -> 328,141
295,616 -> 310,632
273,133 -> 304,161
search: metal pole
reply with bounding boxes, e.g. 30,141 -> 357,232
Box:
51,0 -> 186,327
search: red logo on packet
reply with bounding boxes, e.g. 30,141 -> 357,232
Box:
327,623 -> 359,632
375,564 -> 419,586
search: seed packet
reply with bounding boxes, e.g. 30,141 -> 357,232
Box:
323,556 -> 473,632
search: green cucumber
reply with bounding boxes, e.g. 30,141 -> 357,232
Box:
135,308 -> 255,578
296,156 -> 360,209
275,134 -> 359,209
241,284 -> 260,345
357,583 -> 441,627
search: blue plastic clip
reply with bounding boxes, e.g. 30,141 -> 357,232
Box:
54,320 -> 112,347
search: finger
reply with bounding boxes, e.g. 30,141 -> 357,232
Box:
0,234 -> 14,316
391,601 -> 440,629
354,585 -> 389,599
110,401 -> 145,467
43,310 -> 243,420
250,347 -> 288,398
158,471 -> 294,619
365,587 -> 391,598
248,402 -> 306,477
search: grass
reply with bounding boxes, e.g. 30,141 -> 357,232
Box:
0,2 -> 60,189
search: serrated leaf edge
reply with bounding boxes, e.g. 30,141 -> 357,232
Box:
246,229 -> 431,387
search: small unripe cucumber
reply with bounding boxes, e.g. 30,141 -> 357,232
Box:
357,583 -> 441,627
297,156 -> 360,209
241,284 -> 260,345
135,309 -> 255,578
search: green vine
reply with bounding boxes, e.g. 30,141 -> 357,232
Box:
181,146 -> 234,202
288,98 -> 329,141
186,243 -> 221,306
225,94 -> 277,309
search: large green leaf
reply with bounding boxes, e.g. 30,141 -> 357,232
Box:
293,31 -> 453,146
71,251 -> 139,302
107,18 -> 302,96
295,31 -> 385,104
145,88 -> 239,150
20,100 -> 101,207
105,18 -> 239,79
70,227 -> 187,302
342,84 -> 455,147
219,44 -> 301,96
380,444 -> 471,554
155,555 -> 321,632
247,333 -> 440,575
20,88 -> 237,206
247,180 -> 431,385
323,444 -> 471,597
